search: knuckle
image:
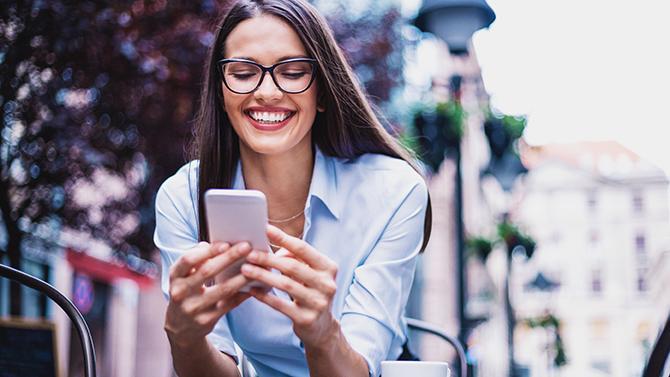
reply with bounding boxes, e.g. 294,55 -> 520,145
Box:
195,316 -> 209,327
215,283 -> 233,298
169,285 -> 186,302
198,262 -> 215,278
284,261 -> 300,275
278,279 -> 294,292
327,263 -> 338,277
323,281 -> 337,297
182,255 -> 196,266
168,265 -> 179,279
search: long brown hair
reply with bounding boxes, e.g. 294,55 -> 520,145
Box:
189,0 -> 432,251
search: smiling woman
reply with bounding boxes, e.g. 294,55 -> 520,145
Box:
153,1 -> 432,376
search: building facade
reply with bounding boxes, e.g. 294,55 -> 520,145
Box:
512,141 -> 670,376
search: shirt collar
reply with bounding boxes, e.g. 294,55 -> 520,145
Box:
308,147 -> 340,219
231,146 -> 340,219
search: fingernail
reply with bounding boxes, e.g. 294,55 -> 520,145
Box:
240,242 -> 251,252
248,251 -> 259,260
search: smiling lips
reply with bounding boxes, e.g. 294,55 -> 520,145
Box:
245,107 -> 295,131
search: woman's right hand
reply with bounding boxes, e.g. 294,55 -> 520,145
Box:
164,241 -> 253,349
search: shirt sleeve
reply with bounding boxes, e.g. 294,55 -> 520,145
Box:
153,166 -> 239,362
340,179 -> 428,377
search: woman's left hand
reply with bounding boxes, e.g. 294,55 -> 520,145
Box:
241,224 -> 339,347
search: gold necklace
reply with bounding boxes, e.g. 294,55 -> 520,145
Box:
268,208 -> 304,224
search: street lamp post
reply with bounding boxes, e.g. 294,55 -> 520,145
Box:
413,0 -> 496,357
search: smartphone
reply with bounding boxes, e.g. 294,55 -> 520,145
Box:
204,189 -> 271,292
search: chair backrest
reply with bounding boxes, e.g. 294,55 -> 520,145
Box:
406,317 -> 467,377
0,263 -> 97,377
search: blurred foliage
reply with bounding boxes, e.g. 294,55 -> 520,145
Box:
525,313 -> 568,368
483,112 -> 527,158
410,101 -> 464,173
497,220 -> 536,259
1,0 -> 406,281
315,0 -> 404,126
466,236 -> 494,262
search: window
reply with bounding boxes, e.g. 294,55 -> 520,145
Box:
587,190 -> 598,212
589,229 -> 600,246
591,269 -> 603,294
632,190 -> 644,214
637,267 -> 648,292
635,234 -> 646,260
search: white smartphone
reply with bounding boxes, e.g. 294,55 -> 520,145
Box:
204,189 -> 271,292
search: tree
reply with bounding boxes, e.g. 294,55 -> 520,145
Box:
0,0 -> 224,314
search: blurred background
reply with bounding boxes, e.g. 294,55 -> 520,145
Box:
1,1 -> 668,376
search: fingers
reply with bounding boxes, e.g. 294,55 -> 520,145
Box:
246,250 -> 336,295
169,241 -> 222,279
190,292 -> 250,330
248,288 -> 301,320
241,263 -> 314,303
266,225 -> 338,276
184,242 -> 252,287
186,274 -> 251,313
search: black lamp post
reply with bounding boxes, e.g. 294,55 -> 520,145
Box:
414,0 -> 496,55
413,0 -> 496,361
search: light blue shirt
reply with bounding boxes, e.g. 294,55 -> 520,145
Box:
154,148 -> 428,377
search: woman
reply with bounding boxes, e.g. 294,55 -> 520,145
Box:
154,0 -> 432,376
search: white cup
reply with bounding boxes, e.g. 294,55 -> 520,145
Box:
381,360 -> 450,377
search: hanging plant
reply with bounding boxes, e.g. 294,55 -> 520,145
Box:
497,221 -> 536,259
525,313 -> 568,368
466,236 -> 495,262
484,113 -> 527,158
411,101 -> 464,173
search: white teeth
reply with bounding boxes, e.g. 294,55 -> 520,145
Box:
249,111 -> 291,123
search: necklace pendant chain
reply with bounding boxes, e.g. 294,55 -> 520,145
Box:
268,208 -> 304,224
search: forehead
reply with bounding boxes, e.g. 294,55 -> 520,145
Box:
224,14 -> 308,63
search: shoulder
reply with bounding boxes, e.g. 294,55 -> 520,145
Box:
334,153 -> 428,207
341,153 -> 426,191
155,160 -> 200,211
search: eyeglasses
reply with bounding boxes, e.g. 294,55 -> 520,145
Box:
217,58 -> 318,94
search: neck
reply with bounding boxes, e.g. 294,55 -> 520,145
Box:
239,141 -> 314,220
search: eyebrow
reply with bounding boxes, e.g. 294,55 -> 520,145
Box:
229,55 -> 310,62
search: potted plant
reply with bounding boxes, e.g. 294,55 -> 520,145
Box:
410,101 -> 464,173
525,313 -> 568,368
466,236 -> 495,262
497,220 -> 536,259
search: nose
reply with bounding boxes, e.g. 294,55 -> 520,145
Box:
254,71 -> 283,101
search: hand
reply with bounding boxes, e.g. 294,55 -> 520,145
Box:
241,225 -> 339,347
165,241 -> 253,348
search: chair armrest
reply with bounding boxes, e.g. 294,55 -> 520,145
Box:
406,317 -> 467,377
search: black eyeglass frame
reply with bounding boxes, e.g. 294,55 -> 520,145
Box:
217,57 -> 318,94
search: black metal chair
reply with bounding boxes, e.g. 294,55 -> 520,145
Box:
0,263 -> 97,377
642,312 -> 670,377
406,317 -> 467,377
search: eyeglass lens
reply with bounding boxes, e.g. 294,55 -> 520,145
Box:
222,61 -> 313,93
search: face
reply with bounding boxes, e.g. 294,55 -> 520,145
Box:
221,14 -> 322,158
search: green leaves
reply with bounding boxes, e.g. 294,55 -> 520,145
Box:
525,313 -> 568,368
497,220 -> 536,259
410,101 -> 464,173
